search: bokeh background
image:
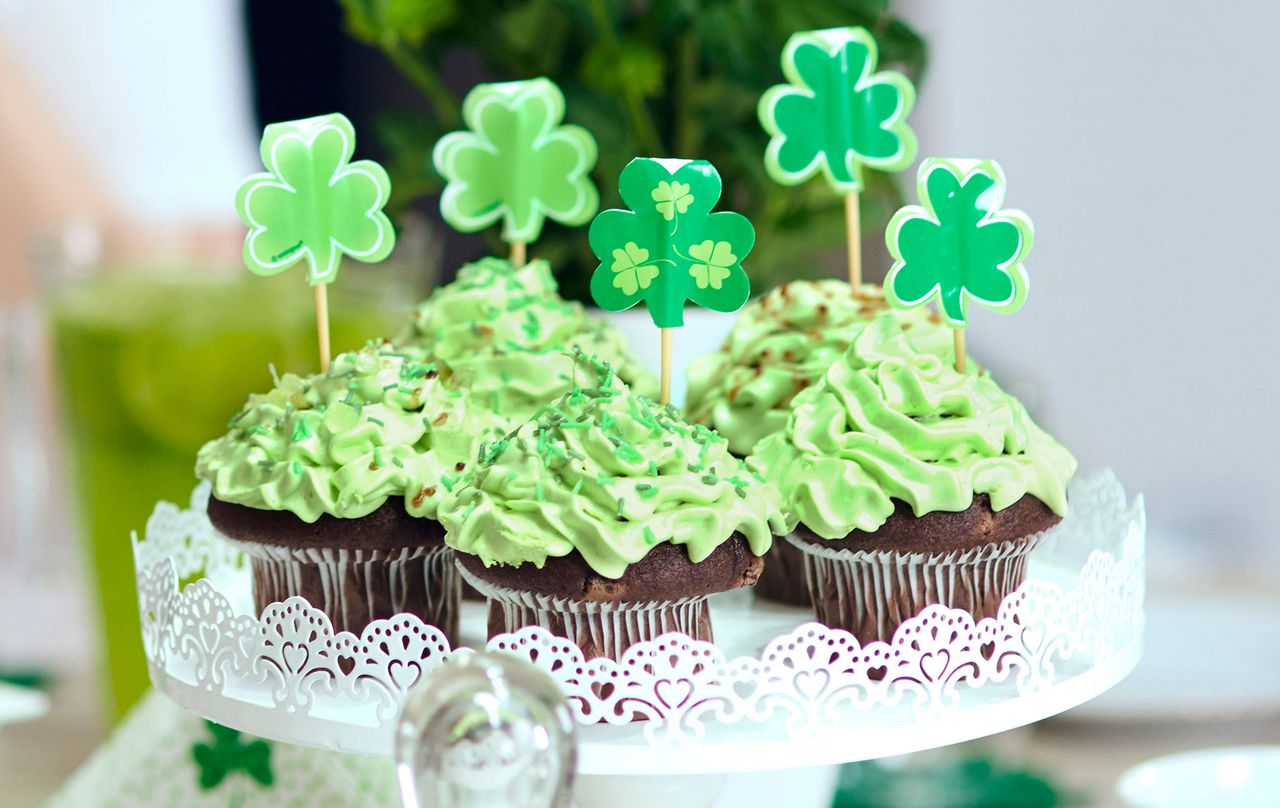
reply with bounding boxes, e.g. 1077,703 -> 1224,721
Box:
1,1 -> 1277,806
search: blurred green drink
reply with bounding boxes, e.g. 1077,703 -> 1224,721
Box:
49,266 -> 415,721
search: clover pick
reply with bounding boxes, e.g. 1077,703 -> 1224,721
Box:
433,77 -> 599,267
236,113 -> 395,371
759,27 -> 917,292
589,157 -> 754,404
885,158 -> 1034,373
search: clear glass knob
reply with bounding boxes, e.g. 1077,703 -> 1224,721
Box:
396,650 -> 577,808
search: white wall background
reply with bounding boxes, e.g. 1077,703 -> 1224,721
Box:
901,1 -> 1280,570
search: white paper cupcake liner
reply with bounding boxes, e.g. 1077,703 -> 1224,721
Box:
220,535 -> 460,640
457,563 -> 713,661
786,528 -> 1052,644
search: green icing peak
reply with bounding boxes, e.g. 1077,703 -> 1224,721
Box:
749,315 -> 1076,539
196,341 -> 491,522
440,351 -> 786,579
407,256 -> 656,422
686,280 -> 953,455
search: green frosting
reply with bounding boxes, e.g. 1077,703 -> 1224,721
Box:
439,353 -> 787,579
196,342 -> 489,523
749,315 -> 1076,539
686,280 -> 952,456
406,256 -> 656,424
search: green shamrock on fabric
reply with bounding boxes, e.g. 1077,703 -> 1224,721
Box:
433,77 -> 599,243
759,27 -> 917,192
885,158 -> 1034,327
236,113 -> 395,285
589,158 -> 754,327
191,721 -> 274,791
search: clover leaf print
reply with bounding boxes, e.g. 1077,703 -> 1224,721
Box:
688,240 -> 736,290
433,77 -> 599,244
589,158 -> 753,328
652,180 -> 693,221
235,113 -> 394,285
192,721 -> 274,791
885,158 -> 1034,327
611,242 -> 658,295
759,27 -> 917,192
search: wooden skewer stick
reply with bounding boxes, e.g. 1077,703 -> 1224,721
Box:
844,191 -> 861,293
510,240 -> 527,267
953,328 -> 966,374
314,283 -> 331,372
660,327 -> 673,405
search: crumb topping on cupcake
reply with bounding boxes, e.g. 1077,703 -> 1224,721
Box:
440,351 -> 787,578
749,314 -> 1076,539
406,256 -> 656,419
685,280 -> 951,455
196,341 -> 483,522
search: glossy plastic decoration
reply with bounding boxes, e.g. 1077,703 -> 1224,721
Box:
235,113 -> 395,286
588,158 -> 754,328
395,650 -> 576,808
759,27 -> 917,193
885,158 -> 1033,327
433,78 -> 599,244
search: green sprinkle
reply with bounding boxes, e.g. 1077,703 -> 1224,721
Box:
734,487 -> 747,498
441,474 -> 456,492
701,474 -> 718,485
727,476 -> 749,488
535,481 -> 545,502
648,460 -> 659,475
248,425 -> 271,436
227,410 -> 249,428
392,457 -> 404,468
643,526 -> 658,545
382,382 -> 398,391
571,479 -> 584,495
596,472 -> 612,487
371,448 -> 383,469
367,416 -> 384,427
291,460 -> 303,476
257,460 -> 276,468
637,484 -> 658,498
291,418 -> 311,442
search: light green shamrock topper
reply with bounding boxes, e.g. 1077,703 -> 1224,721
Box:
236,113 -> 395,286
433,77 -> 599,245
759,27 -> 917,193
885,158 -> 1034,328
588,158 -> 754,329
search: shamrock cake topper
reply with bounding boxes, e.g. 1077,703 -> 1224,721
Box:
589,157 -> 754,403
433,77 -> 599,266
885,158 -> 1034,372
759,26 -> 917,292
236,112 -> 395,371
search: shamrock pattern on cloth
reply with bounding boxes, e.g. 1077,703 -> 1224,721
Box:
192,721 -> 274,791
589,158 -> 754,328
434,77 -> 599,243
236,113 -> 395,285
885,158 -> 1034,326
759,27 -> 917,192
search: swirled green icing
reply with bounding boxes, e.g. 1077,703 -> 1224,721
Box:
406,256 -> 656,423
196,342 -> 492,522
686,280 -> 953,456
440,352 -> 787,579
749,315 -> 1075,539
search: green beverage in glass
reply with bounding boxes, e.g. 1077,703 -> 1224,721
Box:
49,266 -> 413,721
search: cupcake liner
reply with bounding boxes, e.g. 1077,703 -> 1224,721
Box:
787,529 -> 1051,644
457,564 -> 713,661
753,538 -> 813,607
222,536 -> 460,642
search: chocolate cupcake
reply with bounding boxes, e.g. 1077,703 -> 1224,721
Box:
196,342 -> 483,640
406,256 -> 656,425
685,279 -> 951,605
749,315 -> 1075,643
440,352 -> 786,660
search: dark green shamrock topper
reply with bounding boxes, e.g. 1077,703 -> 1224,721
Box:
588,158 -> 754,328
759,27 -> 917,193
885,158 -> 1033,328
191,721 -> 274,791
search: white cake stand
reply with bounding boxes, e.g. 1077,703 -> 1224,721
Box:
132,470 -> 1144,807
